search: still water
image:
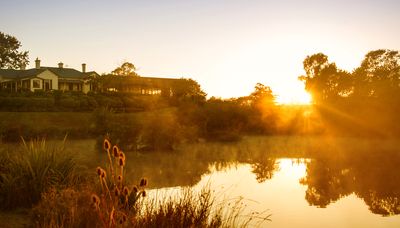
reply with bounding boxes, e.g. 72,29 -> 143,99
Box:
189,160 -> 400,227
64,136 -> 400,227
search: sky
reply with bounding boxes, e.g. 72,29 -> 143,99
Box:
1,0 -> 400,103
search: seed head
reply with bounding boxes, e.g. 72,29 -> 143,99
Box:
142,190 -> 146,197
132,186 -> 138,194
103,139 -> 111,151
112,145 -> 119,158
119,157 -> 125,167
101,170 -> 107,179
96,167 -> 102,176
139,178 -> 147,187
119,151 -> 125,160
114,187 -> 120,197
91,194 -> 100,209
123,186 -> 129,196
117,175 -> 123,183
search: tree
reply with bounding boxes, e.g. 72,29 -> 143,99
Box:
247,83 -> 277,134
298,53 -> 351,103
111,62 -> 139,76
249,83 -> 275,104
171,79 -> 207,103
0,31 -> 29,69
353,49 -> 400,98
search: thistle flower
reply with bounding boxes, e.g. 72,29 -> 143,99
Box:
119,157 -> 125,167
96,167 -> 106,180
123,186 -> 129,196
112,145 -> 119,158
104,139 -> 111,151
101,170 -> 107,179
119,151 -> 125,160
91,194 -> 100,210
139,178 -> 147,187
114,187 -> 120,197
96,167 -> 102,176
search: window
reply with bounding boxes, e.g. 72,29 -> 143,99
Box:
32,79 -> 41,88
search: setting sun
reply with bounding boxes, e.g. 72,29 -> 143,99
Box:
276,90 -> 312,105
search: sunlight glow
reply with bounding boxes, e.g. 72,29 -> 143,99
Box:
276,90 -> 312,105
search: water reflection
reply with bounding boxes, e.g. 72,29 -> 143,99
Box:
251,158 -> 278,183
301,151 -> 400,216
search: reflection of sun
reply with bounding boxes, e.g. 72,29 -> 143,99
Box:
276,90 -> 312,105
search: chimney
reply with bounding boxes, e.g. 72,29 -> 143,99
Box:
20,64 -> 26,70
58,62 -> 64,68
82,63 -> 86,73
35,58 -> 40,69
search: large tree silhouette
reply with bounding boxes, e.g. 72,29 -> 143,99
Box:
299,49 -> 400,136
0,31 -> 29,69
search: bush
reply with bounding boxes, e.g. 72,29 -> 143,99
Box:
0,97 -> 54,111
0,138 -> 80,209
32,187 -> 99,228
140,112 -> 183,151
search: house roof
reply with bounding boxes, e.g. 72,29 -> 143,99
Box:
0,68 -> 46,79
0,67 -> 99,79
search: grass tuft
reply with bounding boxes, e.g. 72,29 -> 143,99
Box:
0,138 -> 80,209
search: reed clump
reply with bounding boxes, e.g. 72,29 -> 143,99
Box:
0,137 -> 79,209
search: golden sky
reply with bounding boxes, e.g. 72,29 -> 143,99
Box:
2,0 -> 400,103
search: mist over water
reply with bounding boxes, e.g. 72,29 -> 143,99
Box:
51,135 -> 400,227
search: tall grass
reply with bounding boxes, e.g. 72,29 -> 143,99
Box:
135,188 -> 223,228
0,137 -> 80,209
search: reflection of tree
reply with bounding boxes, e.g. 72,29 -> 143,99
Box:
300,160 -> 352,207
362,191 -> 400,216
301,152 -> 400,216
251,158 -> 278,183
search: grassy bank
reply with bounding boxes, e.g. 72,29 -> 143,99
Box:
0,110 -> 171,142
0,112 -> 93,141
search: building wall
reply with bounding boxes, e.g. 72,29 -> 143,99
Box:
37,70 -> 59,90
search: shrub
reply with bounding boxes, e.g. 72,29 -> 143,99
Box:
0,97 -> 54,111
32,187 -> 99,228
0,138 -> 80,209
139,112 -> 183,151
92,108 -> 142,151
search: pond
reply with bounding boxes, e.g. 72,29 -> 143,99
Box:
11,136 -> 400,227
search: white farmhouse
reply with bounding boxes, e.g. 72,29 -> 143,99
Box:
0,58 -> 99,93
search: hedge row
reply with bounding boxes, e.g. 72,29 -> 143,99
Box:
0,93 -> 169,112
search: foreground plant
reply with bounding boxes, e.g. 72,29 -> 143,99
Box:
91,138 -> 148,227
0,137 -> 79,209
